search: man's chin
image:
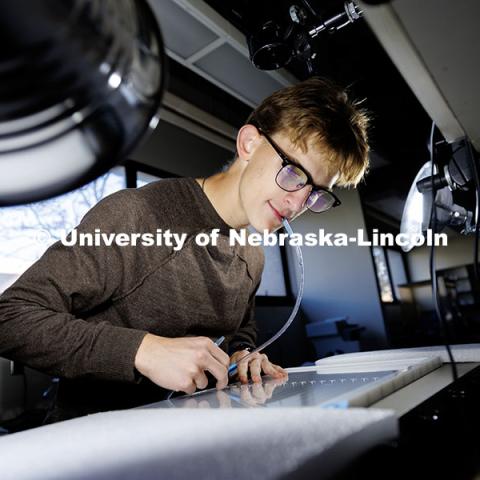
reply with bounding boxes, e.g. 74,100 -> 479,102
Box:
249,219 -> 281,233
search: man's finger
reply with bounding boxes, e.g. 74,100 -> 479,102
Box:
193,371 -> 209,390
249,357 -> 262,383
272,364 -> 289,377
208,366 -> 228,390
236,355 -> 249,384
260,357 -> 281,378
180,380 -> 197,395
264,361 -> 288,377
198,353 -> 228,389
207,340 -> 230,368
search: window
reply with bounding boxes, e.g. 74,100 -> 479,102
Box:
0,167 -> 126,285
137,171 -> 162,187
386,249 -> 407,299
372,246 -> 394,303
372,247 -> 408,303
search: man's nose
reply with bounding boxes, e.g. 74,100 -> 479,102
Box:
284,187 -> 311,213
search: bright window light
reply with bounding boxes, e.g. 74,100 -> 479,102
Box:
0,167 -> 126,279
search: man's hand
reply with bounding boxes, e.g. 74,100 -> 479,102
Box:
230,349 -> 288,384
134,334 -> 230,394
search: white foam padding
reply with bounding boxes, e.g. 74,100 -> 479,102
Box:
0,407 -> 397,480
315,343 -> 480,366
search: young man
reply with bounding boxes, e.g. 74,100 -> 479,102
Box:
0,77 -> 369,421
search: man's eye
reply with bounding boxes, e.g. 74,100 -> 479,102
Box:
294,178 -> 306,188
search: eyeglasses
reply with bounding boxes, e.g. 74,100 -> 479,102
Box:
255,126 -> 341,213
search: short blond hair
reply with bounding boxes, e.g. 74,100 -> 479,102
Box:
247,77 -> 370,187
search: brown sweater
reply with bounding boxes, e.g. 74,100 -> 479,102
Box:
0,178 -> 264,415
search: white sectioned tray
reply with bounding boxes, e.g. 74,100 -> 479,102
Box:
149,355 -> 442,410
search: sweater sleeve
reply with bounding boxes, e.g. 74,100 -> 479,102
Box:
0,189 -> 171,383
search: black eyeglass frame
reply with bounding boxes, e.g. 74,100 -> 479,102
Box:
253,124 -> 341,212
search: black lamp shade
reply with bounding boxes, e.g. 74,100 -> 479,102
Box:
0,0 -> 166,205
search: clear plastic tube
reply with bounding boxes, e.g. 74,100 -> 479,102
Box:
229,218 -> 305,374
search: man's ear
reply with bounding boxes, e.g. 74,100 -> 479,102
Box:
236,124 -> 260,162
